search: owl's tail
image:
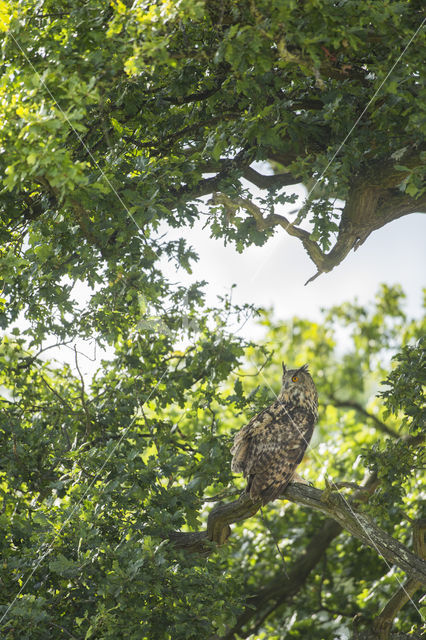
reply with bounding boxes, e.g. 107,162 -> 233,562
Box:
248,474 -> 291,506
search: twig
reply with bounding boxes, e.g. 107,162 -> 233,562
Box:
328,397 -> 398,438
16,340 -> 73,370
74,346 -> 92,435
39,375 -> 74,411
304,270 -> 323,285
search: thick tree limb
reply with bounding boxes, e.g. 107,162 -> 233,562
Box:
213,474 -> 426,640
207,149 -> 426,281
372,578 -> 423,640
192,161 -> 301,190
172,150 -> 253,201
169,483 -> 426,586
288,485 -> 426,585
372,519 -> 426,640
210,191 -> 336,275
242,166 -> 300,189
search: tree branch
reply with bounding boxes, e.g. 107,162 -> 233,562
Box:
328,397 -> 399,438
191,161 -> 301,191
161,75 -> 228,105
209,157 -> 426,282
168,483 -> 426,586
372,519 -> 426,640
173,150 -> 253,201
210,191 -> 329,273
242,166 -> 300,189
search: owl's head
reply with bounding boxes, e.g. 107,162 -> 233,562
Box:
279,362 -> 318,413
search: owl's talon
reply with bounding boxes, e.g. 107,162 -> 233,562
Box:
291,472 -> 311,486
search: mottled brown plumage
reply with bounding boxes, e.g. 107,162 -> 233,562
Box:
231,363 -> 318,506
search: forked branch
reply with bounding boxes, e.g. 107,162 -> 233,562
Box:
210,152 -> 426,283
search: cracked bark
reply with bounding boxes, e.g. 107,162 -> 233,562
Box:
168,473 -> 425,639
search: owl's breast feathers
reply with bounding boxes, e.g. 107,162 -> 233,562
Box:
231,399 -> 317,506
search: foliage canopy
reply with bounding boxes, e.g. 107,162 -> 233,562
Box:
1,281 -> 425,638
0,1 -> 425,639
0,0 -> 425,312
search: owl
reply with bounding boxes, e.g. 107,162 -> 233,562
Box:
231,363 -> 318,506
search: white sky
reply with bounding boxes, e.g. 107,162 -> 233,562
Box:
158,170 -> 425,327
32,179 -> 426,380
168,210 -> 425,322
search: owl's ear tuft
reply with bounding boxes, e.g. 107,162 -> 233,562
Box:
299,363 -> 309,373
282,362 -> 287,374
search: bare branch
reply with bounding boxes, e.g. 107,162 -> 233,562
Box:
211,191 -> 330,271
74,345 -> 92,435
304,270 -> 323,285
207,151 -> 426,280
39,375 -> 74,412
242,166 -> 300,189
328,397 -> 399,438
16,341 -> 73,370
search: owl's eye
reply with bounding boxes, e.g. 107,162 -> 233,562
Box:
292,375 -> 298,382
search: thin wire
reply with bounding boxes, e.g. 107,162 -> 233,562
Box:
305,16 -> 426,206
259,506 -> 289,578
255,365 -> 423,619
8,13 -> 425,267
6,32 -> 150,252
248,16 -> 426,284
246,11 -> 426,469
0,13 -> 193,626
7,26 -> 243,338
0,366 -> 169,625
0,27 -> 181,622
2,9 -> 424,627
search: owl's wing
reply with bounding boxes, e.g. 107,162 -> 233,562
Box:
231,405 -> 314,505
247,433 -> 309,505
230,405 -> 276,474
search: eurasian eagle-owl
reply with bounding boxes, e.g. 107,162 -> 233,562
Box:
231,363 -> 318,505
